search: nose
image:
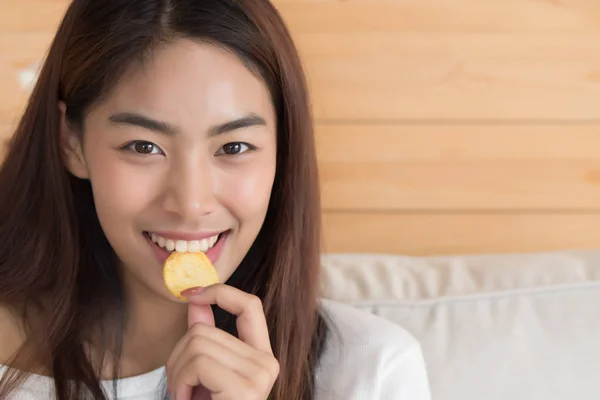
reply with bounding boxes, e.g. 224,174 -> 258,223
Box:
162,157 -> 218,219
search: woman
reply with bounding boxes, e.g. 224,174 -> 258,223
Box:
0,0 -> 431,399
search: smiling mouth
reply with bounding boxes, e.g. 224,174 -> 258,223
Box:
143,231 -> 225,253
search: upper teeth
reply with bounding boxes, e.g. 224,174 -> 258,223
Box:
150,233 -> 220,253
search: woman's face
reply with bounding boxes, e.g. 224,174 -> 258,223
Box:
62,39 -> 277,302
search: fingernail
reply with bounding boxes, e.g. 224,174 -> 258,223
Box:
181,286 -> 204,297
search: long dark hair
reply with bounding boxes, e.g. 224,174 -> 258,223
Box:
0,0 -> 327,398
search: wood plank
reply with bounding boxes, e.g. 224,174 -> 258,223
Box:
275,0 -> 600,33
0,121 -> 16,139
320,159 -> 600,211
317,124 -> 600,211
322,212 -> 600,256
297,32 -> 600,120
3,0 -> 600,34
0,122 -> 13,162
0,1 -> 68,33
4,0 -> 599,35
3,3 -> 600,121
0,32 -> 49,120
275,0 -> 600,120
315,124 -> 600,161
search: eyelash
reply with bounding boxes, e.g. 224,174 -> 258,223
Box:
122,141 -> 164,155
214,142 -> 256,156
121,141 -> 256,156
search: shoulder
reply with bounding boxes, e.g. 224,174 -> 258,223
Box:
315,299 -> 431,400
319,299 -> 419,351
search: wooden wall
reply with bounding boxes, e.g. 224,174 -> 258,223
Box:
3,0 -> 600,255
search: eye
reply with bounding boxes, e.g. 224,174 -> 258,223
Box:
123,140 -> 164,155
216,142 -> 254,156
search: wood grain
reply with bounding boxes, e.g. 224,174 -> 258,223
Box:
0,1 -> 68,33
317,124 -> 600,211
0,121 -> 15,138
315,123 -> 600,161
297,32 -> 600,121
322,212 -> 600,256
273,0 -> 600,120
274,0 -> 600,33
0,121 -> 16,162
5,0 -> 600,35
4,0 -> 600,255
3,2 -> 600,121
0,32 -> 49,120
320,159 -> 600,211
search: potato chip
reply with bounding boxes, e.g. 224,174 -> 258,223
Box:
163,252 -> 219,301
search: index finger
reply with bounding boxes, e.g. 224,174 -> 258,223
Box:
184,284 -> 272,353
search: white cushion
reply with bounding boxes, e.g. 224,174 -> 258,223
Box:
320,250 -> 600,400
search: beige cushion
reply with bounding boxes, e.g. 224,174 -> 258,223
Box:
320,250 -> 600,400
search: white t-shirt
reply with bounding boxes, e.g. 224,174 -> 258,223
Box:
0,299 -> 431,399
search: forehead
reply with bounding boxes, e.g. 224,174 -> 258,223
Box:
91,38 -> 275,129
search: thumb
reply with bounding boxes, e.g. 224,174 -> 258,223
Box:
188,302 -> 215,328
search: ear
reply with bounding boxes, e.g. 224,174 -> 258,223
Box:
59,101 -> 89,179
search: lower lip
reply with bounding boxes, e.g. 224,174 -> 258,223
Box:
145,231 -> 229,266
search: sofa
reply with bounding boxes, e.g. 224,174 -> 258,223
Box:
320,249 -> 600,400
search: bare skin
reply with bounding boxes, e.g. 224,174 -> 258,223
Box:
1,39 -> 279,399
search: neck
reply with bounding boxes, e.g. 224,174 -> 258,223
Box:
102,271 -> 188,379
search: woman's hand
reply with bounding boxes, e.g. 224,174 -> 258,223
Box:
166,284 -> 280,400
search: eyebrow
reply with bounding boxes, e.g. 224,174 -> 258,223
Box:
108,112 -> 267,136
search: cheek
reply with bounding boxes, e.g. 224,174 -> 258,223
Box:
216,160 -> 275,220
87,153 -> 159,225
